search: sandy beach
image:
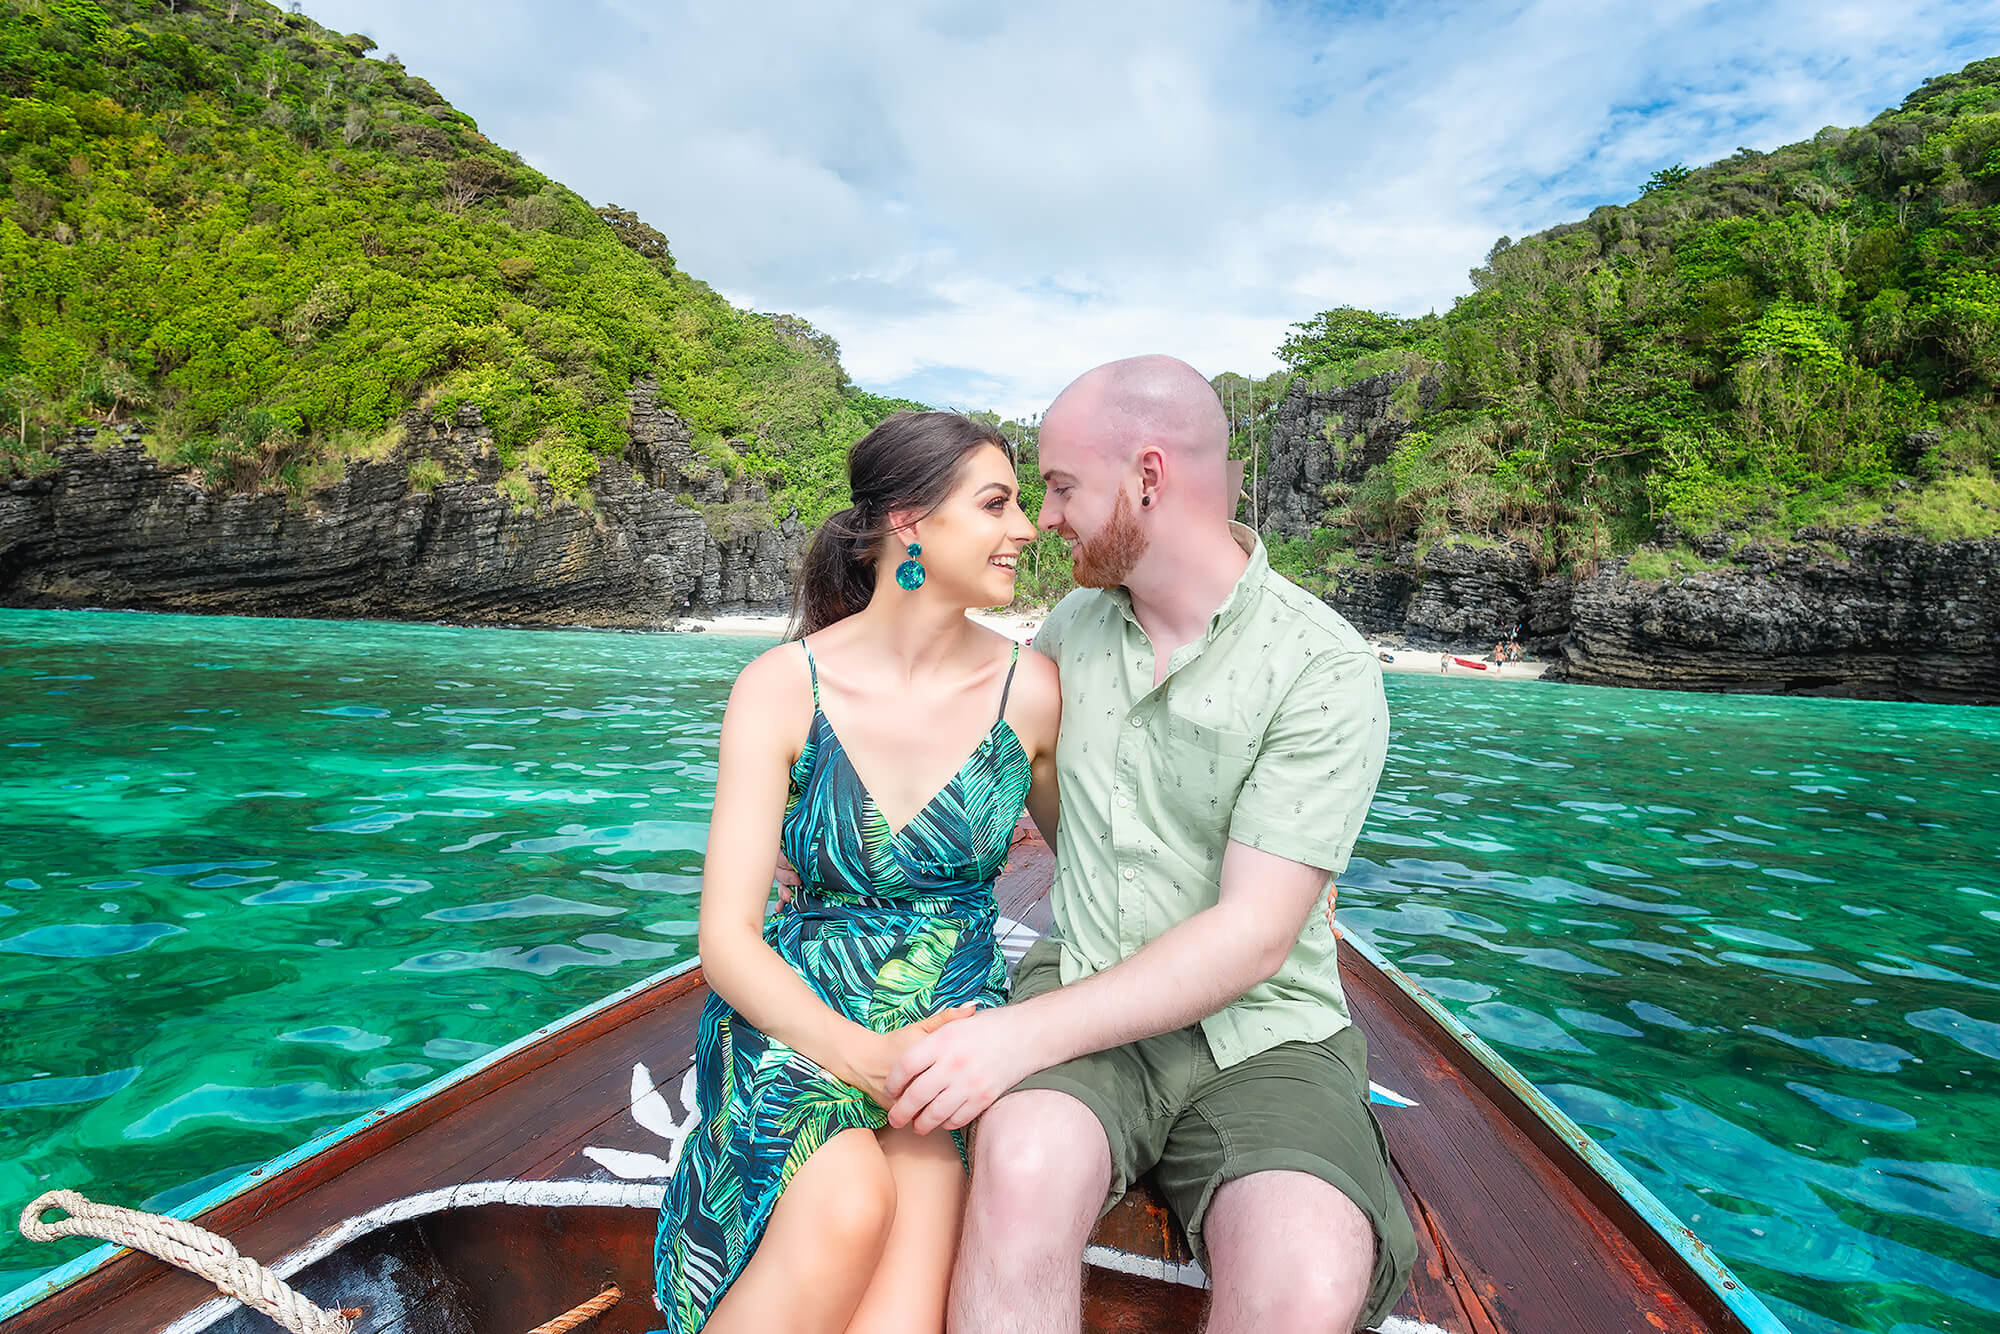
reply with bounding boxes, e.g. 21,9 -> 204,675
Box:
1379,647 -> 1549,680
672,610 -> 1548,679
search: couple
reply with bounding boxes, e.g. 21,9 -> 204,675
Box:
653,355 -> 1417,1334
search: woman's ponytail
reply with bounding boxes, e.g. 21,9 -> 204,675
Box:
789,505 -> 877,639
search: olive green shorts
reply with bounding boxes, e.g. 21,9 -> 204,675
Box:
1008,940 -> 1416,1329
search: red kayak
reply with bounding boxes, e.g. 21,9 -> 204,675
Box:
1452,656 -> 1491,670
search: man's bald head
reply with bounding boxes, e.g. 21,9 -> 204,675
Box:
1044,355 -> 1230,481
1036,355 -> 1249,604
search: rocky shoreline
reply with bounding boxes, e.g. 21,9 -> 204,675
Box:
6,374 -> 1997,705
0,381 -> 805,630
1257,373 -> 2000,706
1311,530 -> 1999,704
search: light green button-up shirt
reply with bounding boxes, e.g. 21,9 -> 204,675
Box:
1031,524 -> 1389,1067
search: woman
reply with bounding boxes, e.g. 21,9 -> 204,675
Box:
654,412 -> 1060,1333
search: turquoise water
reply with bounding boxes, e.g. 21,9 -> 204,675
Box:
2,609 -> 1996,1333
0,609 -> 752,1295
1338,679 -> 2000,1334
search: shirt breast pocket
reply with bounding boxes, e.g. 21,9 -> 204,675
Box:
1158,711 -> 1258,835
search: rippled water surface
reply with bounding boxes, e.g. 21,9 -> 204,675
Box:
2,609 -> 1995,1333
1338,676 -> 1999,1334
0,609 -> 761,1293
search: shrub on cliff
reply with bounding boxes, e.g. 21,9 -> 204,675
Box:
0,0 -> 903,525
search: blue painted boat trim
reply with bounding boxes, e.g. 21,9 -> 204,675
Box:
1338,929 -> 1792,1334
0,956 -> 704,1320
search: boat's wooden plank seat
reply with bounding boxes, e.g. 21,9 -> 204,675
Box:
10,833 -> 1745,1334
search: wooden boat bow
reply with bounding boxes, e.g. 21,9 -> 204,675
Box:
3,832 -> 1784,1334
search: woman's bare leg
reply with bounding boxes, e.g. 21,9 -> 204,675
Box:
843,1126 -> 969,1334
704,1127 -> 897,1334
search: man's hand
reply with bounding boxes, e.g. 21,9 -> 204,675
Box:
886,1006 -> 1046,1134
843,1005 -> 974,1110
773,852 -> 801,908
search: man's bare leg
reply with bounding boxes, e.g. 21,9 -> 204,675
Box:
947,1090 -> 1112,1334
1201,1169 -> 1375,1334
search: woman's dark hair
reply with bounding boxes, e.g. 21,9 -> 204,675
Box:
789,411 -> 1011,638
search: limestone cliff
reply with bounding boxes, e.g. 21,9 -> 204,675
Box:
1262,376 -> 2000,705
0,381 -> 804,628
1563,532 -> 2000,702
1255,370 -> 1430,539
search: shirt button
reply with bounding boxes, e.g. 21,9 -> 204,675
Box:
1122,867 -> 1135,880
1116,794 -> 1129,808
1129,716 -> 1142,728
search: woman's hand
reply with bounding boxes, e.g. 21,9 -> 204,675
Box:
772,851 -> 801,907
840,1005 -> 976,1111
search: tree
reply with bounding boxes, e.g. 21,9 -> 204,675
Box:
1642,163 -> 1691,193
595,204 -> 673,272
1211,370 -> 1291,529
1277,307 -> 1412,373
442,158 -> 514,212
2,375 -> 38,451
770,313 -> 840,368
94,362 -> 146,421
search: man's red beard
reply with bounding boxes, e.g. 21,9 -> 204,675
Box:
1068,489 -> 1148,589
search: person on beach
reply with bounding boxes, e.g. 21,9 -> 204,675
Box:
887,356 -> 1417,1333
653,412 -> 1061,1334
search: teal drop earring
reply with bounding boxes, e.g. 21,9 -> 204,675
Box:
895,542 -> 926,591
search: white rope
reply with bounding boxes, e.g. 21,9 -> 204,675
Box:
19,1189 -> 355,1334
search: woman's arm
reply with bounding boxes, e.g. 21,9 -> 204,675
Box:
697,648 -> 911,1100
1008,651 -> 1062,844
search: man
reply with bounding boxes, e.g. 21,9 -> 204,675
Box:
886,355 -> 1416,1333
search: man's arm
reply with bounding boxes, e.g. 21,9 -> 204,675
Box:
887,645 -> 1388,1132
886,839 -> 1328,1132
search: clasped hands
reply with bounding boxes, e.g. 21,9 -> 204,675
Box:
778,853 -> 1036,1134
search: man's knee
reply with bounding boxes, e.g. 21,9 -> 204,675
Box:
1258,1268 -> 1368,1333
970,1090 -> 1112,1222
1213,1242 -> 1371,1333
1205,1175 -> 1375,1333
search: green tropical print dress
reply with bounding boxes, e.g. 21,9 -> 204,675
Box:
654,641 -> 1031,1331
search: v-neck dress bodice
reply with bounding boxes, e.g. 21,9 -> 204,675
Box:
654,642 -> 1033,1332
783,704 -> 1026,910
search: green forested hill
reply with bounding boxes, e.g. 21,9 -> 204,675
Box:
1271,57 -> 2000,576
0,0 -> 919,524
8,0 -> 1997,576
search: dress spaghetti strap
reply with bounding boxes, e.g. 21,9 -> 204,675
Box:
996,641 -> 1020,722
801,641 -> 821,711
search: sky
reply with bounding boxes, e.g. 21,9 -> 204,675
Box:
308,0 -> 2000,417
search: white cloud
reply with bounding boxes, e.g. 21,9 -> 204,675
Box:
310,0 -> 2000,416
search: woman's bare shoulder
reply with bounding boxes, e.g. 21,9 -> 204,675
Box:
728,641 -> 815,717
1008,639 -> 1058,691
1001,639 -> 1060,754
